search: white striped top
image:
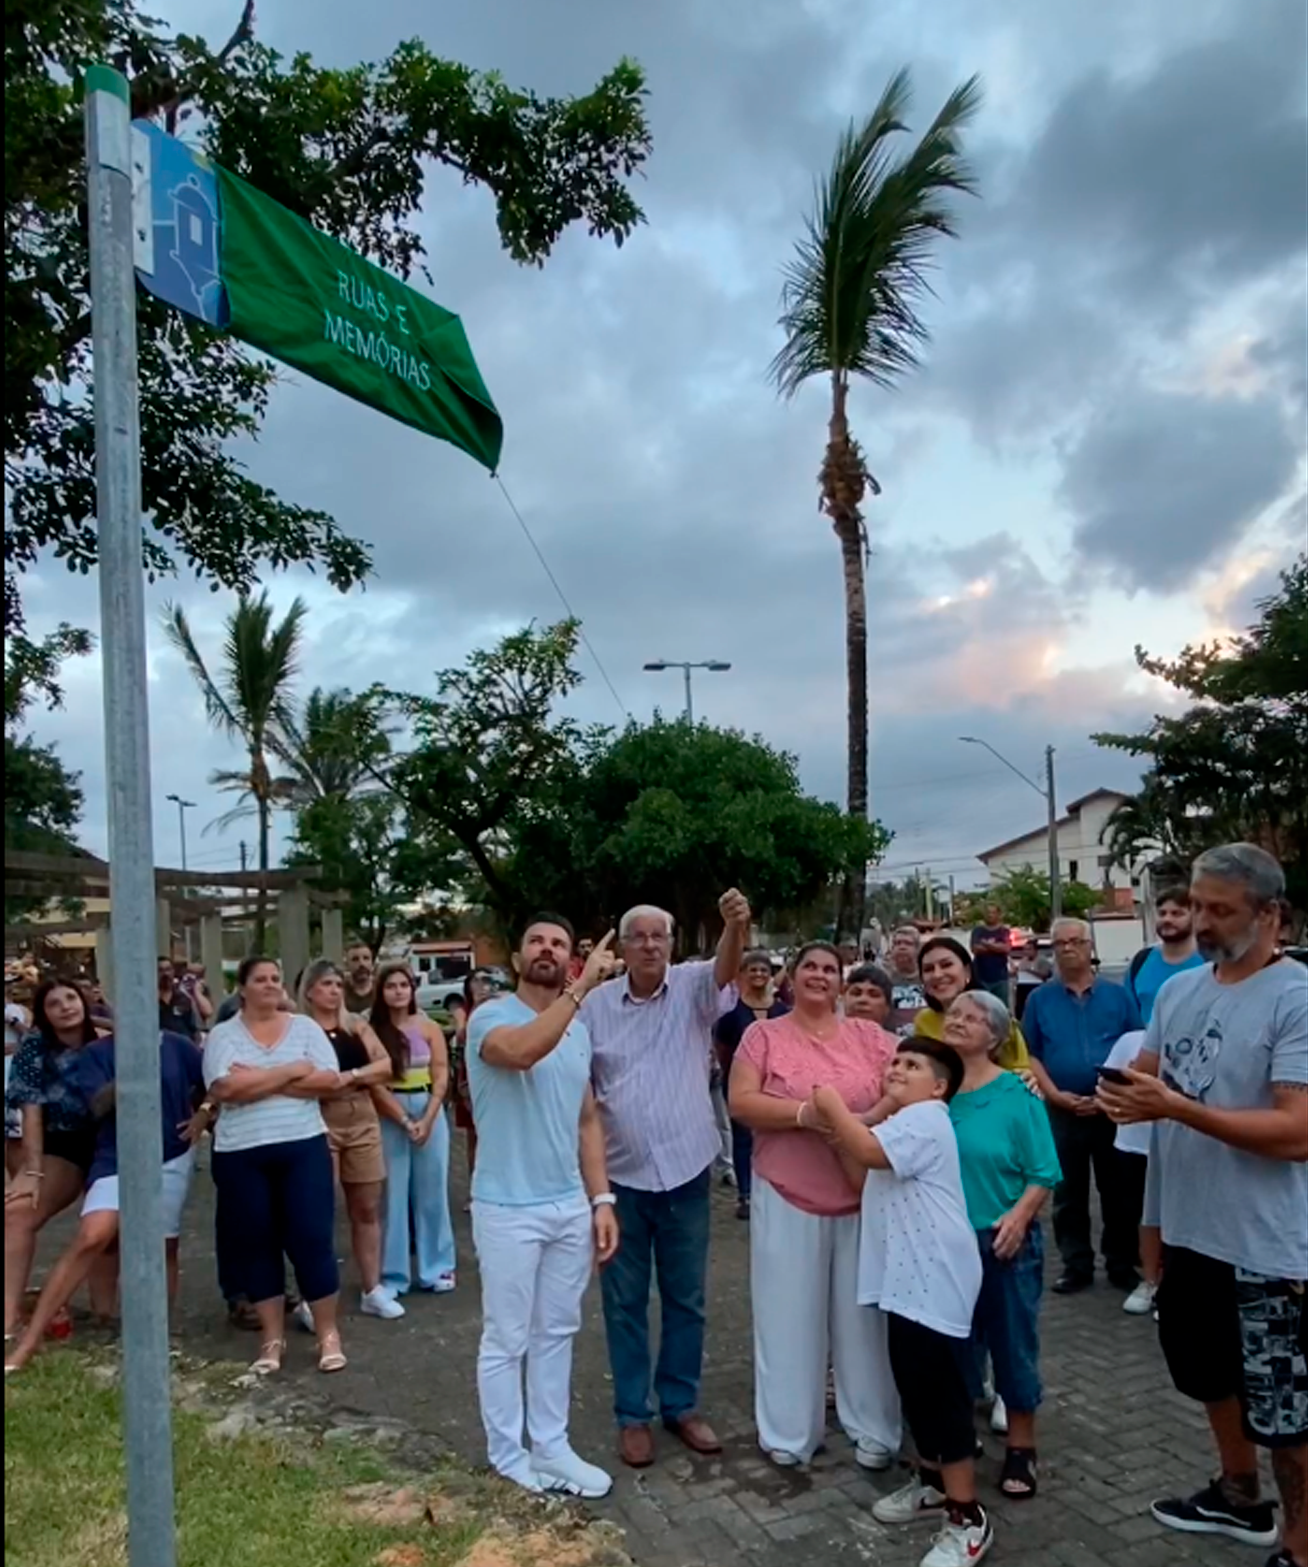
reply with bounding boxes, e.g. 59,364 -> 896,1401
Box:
203,1013 -> 337,1153
582,959 -> 735,1192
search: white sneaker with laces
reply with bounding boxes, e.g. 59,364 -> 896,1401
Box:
990,1394 -> 1009,1434
360,1286 -> 405,1321
871,1479 -> 948,1526
1123,1280 -> 1158,1316
919,1510 -> 993,1567
855,1436 -> 894,1471
532,1447 -> 613,1500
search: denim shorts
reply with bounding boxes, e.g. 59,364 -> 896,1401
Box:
969,1223 -> 1044,1413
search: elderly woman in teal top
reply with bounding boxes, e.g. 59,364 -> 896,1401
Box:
942,990 -> 1061,1503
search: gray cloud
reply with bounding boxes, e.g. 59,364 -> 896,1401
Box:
1057,389 -> 1299,592
18,0 -> 1307,892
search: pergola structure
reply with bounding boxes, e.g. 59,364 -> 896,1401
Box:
4,849 -> 347,998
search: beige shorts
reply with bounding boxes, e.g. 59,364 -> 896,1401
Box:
322,1095 -> 385,1186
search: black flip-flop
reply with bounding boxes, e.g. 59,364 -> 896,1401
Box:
1000,1446 -> 1038,1500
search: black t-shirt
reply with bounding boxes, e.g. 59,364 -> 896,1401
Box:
158,991 -> 199,1042
325,1025 -> 370,1074
714,997 -> 791,1062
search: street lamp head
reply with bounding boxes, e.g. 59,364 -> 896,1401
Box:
959,736 -> 979,745
705,661 -> 731,673
643,660 -> 668,672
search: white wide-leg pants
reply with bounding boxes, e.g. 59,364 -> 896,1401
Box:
473,1194 -> 593,1477
751,1175 -> 900,1463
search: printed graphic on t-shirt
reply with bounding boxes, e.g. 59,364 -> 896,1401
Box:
1164,1022 -> 1223,1101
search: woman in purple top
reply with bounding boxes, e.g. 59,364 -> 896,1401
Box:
369,967 -> 456,1296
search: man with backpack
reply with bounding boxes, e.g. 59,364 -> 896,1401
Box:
1126,886 -> 1205,1025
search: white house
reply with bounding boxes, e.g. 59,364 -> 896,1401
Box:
976,788 -> 1138,910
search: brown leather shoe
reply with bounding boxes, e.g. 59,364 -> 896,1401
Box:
618,1424 -> 655,1468
665,1414 -> 722,1455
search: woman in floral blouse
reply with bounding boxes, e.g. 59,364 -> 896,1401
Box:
4,979 -> 111,1336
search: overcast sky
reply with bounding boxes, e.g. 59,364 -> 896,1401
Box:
20,0 -> 1307,890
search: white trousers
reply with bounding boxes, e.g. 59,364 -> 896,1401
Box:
472,1194 -> 593,1476
751,1175 -> 900,1463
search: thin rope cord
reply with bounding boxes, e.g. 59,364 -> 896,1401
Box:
494,473 -> 630,719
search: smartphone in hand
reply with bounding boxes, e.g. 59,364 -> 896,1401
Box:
1096,1066 -> 1132,1087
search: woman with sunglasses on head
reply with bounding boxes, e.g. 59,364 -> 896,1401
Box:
298,959 -> 401,1322
204,956 -> 346,1376
914,937 -> 1030,1070
369,966 -> 456,1298
4,979 -> 114,1337
729,942 -> 900,1473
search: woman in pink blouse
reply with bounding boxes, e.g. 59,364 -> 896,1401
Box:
730,942 -> 900,1470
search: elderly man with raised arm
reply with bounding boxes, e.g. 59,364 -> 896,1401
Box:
582,888 -> 752,1468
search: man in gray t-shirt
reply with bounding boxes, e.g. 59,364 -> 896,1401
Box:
1098,844 -> 1308,1559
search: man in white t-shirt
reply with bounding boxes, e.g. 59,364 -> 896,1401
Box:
1099,844 -> 1308,1567
466,914 -> 620,1500
814,1039 -> 991,1567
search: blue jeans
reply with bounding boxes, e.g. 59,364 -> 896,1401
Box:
969,1223 -> 1045,1413
601,1168 -> 712,1427
380,1094 -> 456,1293
212,1134 -> 339,1305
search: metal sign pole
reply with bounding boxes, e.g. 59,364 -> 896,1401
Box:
84,64 -> 178,1567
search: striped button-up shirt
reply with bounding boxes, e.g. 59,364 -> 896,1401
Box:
582,959 -> 735,1192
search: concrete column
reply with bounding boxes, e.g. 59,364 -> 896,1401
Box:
156,897 -> 173,959
278,887 -> 310,993
200,915 -> 226,1000
96,924 -> 115,1003
320,907 -> 344,964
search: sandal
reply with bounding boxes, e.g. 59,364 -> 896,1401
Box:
250,1339 -> 285,1376
1000,1446 -> 1038,1500
317,1331 -> 347,1374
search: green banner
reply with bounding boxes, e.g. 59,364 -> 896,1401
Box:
216,168 -> 503,471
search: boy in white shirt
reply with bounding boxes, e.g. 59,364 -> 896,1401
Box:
813,1038 -> 990,1567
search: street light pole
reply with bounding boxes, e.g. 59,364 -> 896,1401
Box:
959,735 -> 1062,924
84,63 -> 177,1567
643,659 -> 732,724
165,794 -> 196,871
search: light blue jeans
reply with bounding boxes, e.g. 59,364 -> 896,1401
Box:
380,1091 -> 456,1294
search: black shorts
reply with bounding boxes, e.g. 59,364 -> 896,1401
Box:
43,1128 -> 97,1175
1158,1246 -> 1308,1449
887,1312 -> 976,1467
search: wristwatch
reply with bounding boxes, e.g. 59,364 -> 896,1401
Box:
591,1193 -> 617,1209
563,986 -> 585,1009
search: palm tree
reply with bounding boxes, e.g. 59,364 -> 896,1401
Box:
275,686 -> 392,807
164,592 -> 308,950
771,67 -> 981,938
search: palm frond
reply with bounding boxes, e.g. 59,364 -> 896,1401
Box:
770,69 -> 982,399
162,603 -> 240,734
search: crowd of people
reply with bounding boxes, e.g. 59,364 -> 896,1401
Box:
3,843 -> 1306,1567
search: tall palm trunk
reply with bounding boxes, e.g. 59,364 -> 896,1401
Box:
250,743 -> 272,951
822,374 -> 871,942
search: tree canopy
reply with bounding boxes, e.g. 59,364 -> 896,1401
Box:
6,0 -> 651,662
1095,555 -> 1307,909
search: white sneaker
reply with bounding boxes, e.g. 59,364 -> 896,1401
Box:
855,1436 -> 894,1471
360,1286 -> 405,1321
920,1511 -> 993,1567
766,1448 -> 803,1469
990,1394 -> 1009,1434
1123,1280 -> 1158,1316
532,1447 -> 613,1500
872,1479 -> 948,1526
291,1301 -> 316,1334
497,1461 -> 543,1494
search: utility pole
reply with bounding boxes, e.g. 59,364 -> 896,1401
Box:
1046,745 -> 1062,923
165,794 -> 196,871
84,64 -> 177,1567
239,840 -> 248,874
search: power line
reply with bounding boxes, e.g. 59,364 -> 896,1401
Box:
494,474 -> 630,720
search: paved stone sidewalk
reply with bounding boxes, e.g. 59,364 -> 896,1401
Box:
164,1145 -> 1262,1567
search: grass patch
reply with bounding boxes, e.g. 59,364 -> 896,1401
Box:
5,1351 -> 490,1567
